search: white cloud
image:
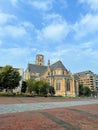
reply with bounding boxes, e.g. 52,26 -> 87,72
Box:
40,13 -> 71,43
0,47 -> 37,67
45,41 -> 98,72
29,0 -> 53,11
0,12 -> 25,38
37,20 -> 70,43
43,13 -> 63,23
0,48 -> 28,63
0,12 -> 38,46
79,0 -> 98,11
73,14 -> 98,39
38,40 -> 98,73
0,25 -> 27,38
0,12 -> 16,25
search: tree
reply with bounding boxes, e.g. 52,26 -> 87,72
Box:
40,81 -> 50,95
79,84 -> 91,96
0,65 -> 21,92
79,84 -> 83,96
34,80 -> 43,94
26,79 -> 55,96
83,86 -> 91,96
21,81 -> 27,93
26,78 -> 35,93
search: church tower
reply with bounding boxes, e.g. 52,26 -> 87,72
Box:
35,54 -> 44,66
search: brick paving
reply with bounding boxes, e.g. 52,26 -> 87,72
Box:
0,97 -> 96,104
0,97 -> 98,130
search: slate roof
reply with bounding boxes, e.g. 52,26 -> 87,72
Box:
27,64 -> 47,76
27,60 -> 67,76
50,60 -> 67,71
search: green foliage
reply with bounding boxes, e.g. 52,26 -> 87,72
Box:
79,84 -> 91,96
79,84 -> 84,96
91,90 -> 97,96
26,79 -> 55,96
34,80 -> 42,94
0,92 -> 35,97
40,81 -> 50,95
26,78 -> 36,93
83,86 -> 91,96
0,65 -> 21,91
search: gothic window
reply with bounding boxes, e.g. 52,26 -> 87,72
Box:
56,80 -> 60,90
63,70 -> 65,75
48,72 -> 50,76
54,71 -> 56,75
67,80 -> 70,91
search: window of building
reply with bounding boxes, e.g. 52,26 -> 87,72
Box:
56,80 -> 60,90
66,80 -> 70,91
63,71 -> 65,75
53,71 -> 56,75
48,72 -> 50,76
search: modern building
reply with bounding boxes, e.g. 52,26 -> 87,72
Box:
15,68 -> 24,93
74,71 -> 97,91
25,54 -> 78,96
95,74 -> 98,91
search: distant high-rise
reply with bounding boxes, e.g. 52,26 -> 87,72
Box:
74,71 -> 98,91
35,54 -> 44,66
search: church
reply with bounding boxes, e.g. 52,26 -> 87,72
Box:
25,54 -> 78,96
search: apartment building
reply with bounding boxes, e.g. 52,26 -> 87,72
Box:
95,75 -> 98,90
74,71 -> 97,91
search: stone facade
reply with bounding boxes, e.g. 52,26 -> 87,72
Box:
25,55 -> 78,97
35,54 -> 44,66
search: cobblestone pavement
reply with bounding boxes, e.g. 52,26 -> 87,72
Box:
0,97 -> 98,130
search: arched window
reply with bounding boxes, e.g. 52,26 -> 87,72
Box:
48,72 -> 50,76
54,71 -> 56,75
67,80 -> 70,91
56,80 -> 60,90
63,70 -> 65,75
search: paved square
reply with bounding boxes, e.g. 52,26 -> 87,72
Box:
0,97 -> 98,130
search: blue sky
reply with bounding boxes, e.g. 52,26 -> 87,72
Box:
0,0 -> 98,74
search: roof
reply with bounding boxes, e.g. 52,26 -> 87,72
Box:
74,70 -> 94,77
27,60 -> 67,76
50,60 -> 67,70
27,64 -> 47,76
